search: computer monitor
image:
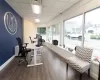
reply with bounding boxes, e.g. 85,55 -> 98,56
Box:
36,34 -> 43,46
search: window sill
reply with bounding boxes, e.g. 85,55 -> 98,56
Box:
45,42 -> 99,66
45,41 -> 75,55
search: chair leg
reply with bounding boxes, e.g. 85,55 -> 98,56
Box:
18,59 -> 24,66
18,60 -> 21,66
67,64 -> 68,71
66,64 -> 68,80
24,57 -> 28,65
88,68 -> 90,78
80,73 -> 82,80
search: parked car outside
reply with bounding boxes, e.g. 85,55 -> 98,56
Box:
67,32 -> 82,40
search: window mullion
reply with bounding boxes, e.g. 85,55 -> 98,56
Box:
82,13 -> 85,47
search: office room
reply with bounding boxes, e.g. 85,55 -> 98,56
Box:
0,0 -> 100,80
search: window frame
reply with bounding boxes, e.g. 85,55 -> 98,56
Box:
63,14 -> 84,48
63,7 -> 100,48
46,26 -> 53,43
45,6 -> 100,58
52,23 -> 61,44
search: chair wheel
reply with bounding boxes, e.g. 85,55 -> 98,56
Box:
18,60 -> 20,63
18,61 -> 21,66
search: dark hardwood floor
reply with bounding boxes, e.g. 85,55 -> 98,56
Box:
0,58 -> 45,80
0,58 -> 95,80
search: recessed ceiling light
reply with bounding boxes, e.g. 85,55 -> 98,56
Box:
32,4 -> 41,14
35,19 -> 40,23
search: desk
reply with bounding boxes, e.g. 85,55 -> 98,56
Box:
27,43 -> 43,67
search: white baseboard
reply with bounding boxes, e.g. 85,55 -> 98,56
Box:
0,55 -> 15,71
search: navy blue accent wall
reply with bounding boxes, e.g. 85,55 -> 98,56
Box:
0,0 -> 23,66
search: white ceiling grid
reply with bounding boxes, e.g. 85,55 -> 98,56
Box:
6,0 -> 80,24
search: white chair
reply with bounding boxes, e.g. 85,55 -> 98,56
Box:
67,46 -> 93,80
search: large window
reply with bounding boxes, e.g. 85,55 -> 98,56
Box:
37,27 -> 46,40
45,7 -> 100,58
64,15 -> 83,49
84,8 -> 100,58
52,23 -> 60,44
46,26 -> 52,43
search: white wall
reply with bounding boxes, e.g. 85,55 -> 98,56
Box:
23,19 -> 37,43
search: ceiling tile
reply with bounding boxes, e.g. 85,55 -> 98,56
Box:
6,1 -> 32,10
68,0 -> 80,4
6,0 -> 81,24
59,0 -> 69,2
42,0 -> 58,7
6,0 -> 30,4
54,1 -> 69,10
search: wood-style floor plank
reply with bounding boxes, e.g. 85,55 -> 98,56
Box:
0,58 -> 95,80
0,58 -> 44,80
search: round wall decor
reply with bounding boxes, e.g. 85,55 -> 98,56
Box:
4,12 -> 18,35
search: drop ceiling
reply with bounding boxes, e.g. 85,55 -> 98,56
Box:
6,0 -> 81,24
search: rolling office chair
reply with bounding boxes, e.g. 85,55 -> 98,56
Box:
16,37 -> 31,65
29,36 -> 35,43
